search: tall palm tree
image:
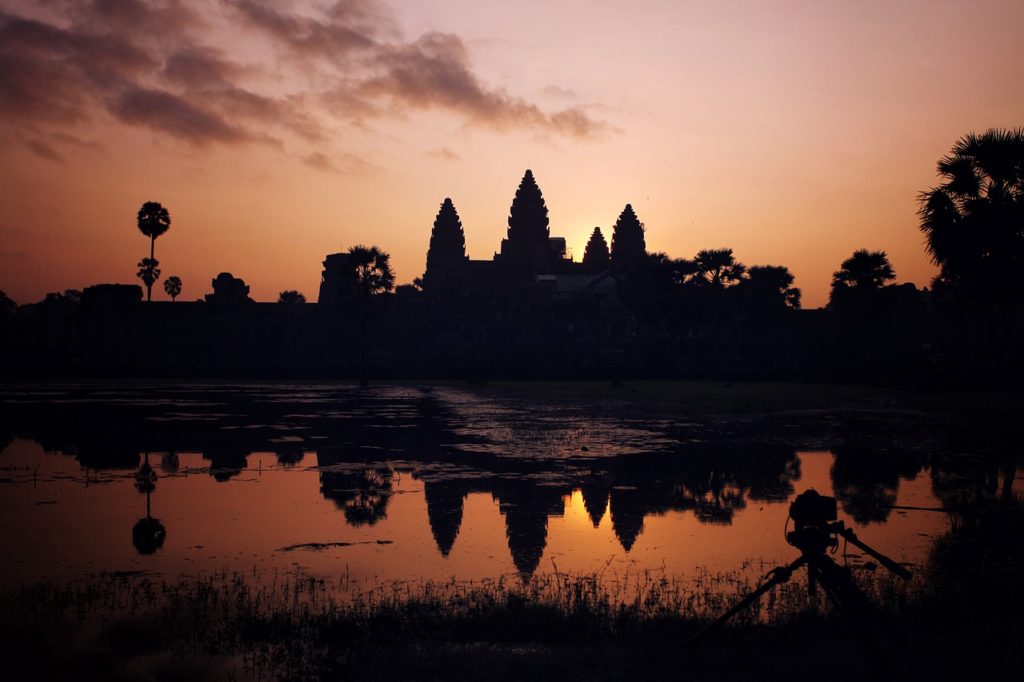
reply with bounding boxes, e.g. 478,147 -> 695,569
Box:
163,275 -> 182,302
136,202 -> 171,301
918,128 -> 1024,301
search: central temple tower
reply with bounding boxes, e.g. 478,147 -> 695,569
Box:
497,169 -> 553,272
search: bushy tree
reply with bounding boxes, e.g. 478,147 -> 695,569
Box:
694,248 -> 746,287
739,265 -> 802,310
278,290 -> 306,304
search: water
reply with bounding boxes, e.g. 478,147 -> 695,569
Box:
0,383 -> 1016,593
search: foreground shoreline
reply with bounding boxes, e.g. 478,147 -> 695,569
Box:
2,512 -> 1020,682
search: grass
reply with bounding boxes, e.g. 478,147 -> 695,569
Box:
3,498 -> 1022,681
0,561 -> 939,682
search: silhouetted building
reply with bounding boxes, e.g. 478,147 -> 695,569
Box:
82,284 -> 143,307
582,227 -> 611,273
319,252 -> 354,306
496,169 -> 556,273
609,485 -> 644,551
205,273 -> 252,306
423,198 -> 468,294
424,479 -> 466,556
610,204 -> 647,266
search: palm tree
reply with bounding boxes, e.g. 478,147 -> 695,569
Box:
829,249 -> 896,311
345,245 -> 395,387
694,248 -> 746,287
163,275 -> 182,302
348,245 -> 396,296
278,290 -> 307,304
918,128 -> 1024,301
136,202 -> 171,301
831,250 -> 895,290
137,258 -> 161,296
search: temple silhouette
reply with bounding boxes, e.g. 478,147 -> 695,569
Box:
3,166 -> 1015,382
322,169 -> 636,302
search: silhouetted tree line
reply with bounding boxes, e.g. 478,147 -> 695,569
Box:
1,130 -> 1020,381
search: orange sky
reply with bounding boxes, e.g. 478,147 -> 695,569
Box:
1,0 -> 1022,307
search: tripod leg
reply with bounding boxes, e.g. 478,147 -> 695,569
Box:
687,555 -> 806,644
812,556 -> 897,681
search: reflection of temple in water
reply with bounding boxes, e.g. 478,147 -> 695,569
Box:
494,483 -> 566,578
423,480 -> 467,557
8,383 -> 1019,581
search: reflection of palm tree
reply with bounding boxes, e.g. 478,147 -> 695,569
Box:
320,465 -> 394,526
136,202 -> 171,302
343,466 -> 393,525
132,453 -> 166,554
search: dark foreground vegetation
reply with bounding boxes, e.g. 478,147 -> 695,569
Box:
1,496 -> 1020,682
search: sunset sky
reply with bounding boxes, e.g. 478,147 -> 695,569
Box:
1,0 -> 1021,307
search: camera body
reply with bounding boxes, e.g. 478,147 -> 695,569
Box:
788,489 -> 837,528
786,489 -> 839,554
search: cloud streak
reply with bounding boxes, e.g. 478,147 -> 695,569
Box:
0,0 -> 609,162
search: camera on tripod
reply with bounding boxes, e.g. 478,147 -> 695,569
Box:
691,487 -> 912,646
788,489 -> 837,527
786,489 -> 840,555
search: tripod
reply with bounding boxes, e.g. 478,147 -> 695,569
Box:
693,491 -> 912,642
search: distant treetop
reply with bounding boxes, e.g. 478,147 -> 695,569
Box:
278,290 -> 306,304
832,250 -> 895,290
